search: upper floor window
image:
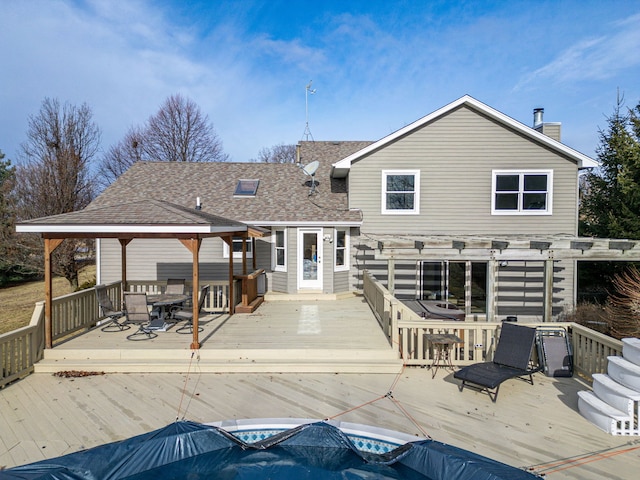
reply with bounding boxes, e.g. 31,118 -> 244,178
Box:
492,170 -> 553,215
334,229 -> 349,271
223,237 -> 253,258
382,170 -> 420,214
273,228 -> 286,272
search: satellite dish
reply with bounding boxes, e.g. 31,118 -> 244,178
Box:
301,160 -> 319,176
300,161 -> 320,195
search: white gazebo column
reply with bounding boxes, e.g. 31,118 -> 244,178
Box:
543,257 -> 554,322
387,259 -> 395,294
486,258 -> 498,322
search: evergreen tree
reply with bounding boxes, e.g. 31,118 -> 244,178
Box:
579,97 -> 640,302
580,98 -> 640,238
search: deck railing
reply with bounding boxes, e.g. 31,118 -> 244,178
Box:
127,280 -> 236,312
362,269 -> 623,379
0,279 -> 239,388
1,302 -> 45,388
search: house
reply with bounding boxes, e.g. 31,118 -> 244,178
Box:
92,95 -> 603,321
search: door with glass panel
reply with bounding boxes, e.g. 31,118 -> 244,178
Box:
420,261 -> 487,314
298,228 -> 323,289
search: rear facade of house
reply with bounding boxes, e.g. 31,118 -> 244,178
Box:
96,96 -> 594,321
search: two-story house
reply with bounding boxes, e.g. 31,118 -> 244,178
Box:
90,95 -> 598,321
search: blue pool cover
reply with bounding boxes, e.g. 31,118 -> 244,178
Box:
0,421 -> 540,479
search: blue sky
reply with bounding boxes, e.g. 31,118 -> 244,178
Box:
1,0 -> 639,165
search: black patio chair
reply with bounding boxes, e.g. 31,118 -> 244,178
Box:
96,284 -> 130,332
453,322 -> 540,402
123,292 -> 158,340
174,285 -> 210,334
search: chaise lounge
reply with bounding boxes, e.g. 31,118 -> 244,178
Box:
453,322 -> 540,402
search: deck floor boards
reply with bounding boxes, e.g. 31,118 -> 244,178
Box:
2,370 -> 639,478
2,297 -> 640,478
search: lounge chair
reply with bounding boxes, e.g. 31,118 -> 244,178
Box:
123,292 -> 159,340
96,284 -> 130,332
174,285 -> 210,334
453,322 -> 540,402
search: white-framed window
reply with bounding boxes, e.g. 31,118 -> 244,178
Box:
223,237 -> 253,258
382,170 -> 420,214
273,228 -> 286,272
334,228 -> 349,271
491,170 -> 553,215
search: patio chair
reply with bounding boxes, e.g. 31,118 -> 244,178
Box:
174,285 -> 210,334
96,284 -> 130,332
123,292 -> 159,340
453,322 -> 540,402
165,278 -> 186,295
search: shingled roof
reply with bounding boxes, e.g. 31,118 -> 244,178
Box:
90,141 -> 372,226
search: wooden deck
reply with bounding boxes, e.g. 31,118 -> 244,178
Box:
3,295 -> 640,478
2,367 -> 639,478
35,295 -> 402,374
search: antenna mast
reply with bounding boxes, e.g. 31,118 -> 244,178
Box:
303,80 -> 316,141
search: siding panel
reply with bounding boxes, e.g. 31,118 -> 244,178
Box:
350,106 -> 578,235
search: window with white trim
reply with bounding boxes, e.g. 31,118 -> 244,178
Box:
223,238 -> 253,258
382,170 -> 420,214
492,170 -> 552,215
273,228 -> 286,271
334,228 -> 349,271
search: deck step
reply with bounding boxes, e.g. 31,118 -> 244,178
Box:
42,347 -> 399,362
577,391 -> 633,435
607,355 -> 640,392
592,374 -> 640,417
33,358 -> 404,374
623,338 -> 640,367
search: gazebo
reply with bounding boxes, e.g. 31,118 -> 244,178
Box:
16,199 -> 267,350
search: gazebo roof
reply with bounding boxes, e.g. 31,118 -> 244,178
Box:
16,199 -> 267,238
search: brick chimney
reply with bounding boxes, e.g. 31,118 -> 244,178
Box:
533,107 -> 561,142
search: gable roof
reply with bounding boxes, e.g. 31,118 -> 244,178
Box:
331,95 -> 598,177
89,141 -> 371,227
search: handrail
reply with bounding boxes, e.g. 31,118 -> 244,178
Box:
362,269 -> 624,379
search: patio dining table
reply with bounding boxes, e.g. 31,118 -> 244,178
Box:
146,293 -> 190,322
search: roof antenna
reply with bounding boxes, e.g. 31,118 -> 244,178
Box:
299,160 -> 319,195
302,80 -> 316,141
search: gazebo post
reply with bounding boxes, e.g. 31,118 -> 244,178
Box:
226,235 -> 235,315
44,237 -> 63,349
179,238 -> 202,349
119,238 -> 132,304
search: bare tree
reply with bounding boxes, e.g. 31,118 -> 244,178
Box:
252,143 -> 297,163
605,267 -> 640,339
15,98 -> 100,288
98,126 -> 145,189
98,94 -> 228,187
145,94 -> 228,163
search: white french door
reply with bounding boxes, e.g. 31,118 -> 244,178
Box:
298,228 -> 323,290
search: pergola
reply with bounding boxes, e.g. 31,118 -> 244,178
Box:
16,200 -> 267,350
361,233 -> 640,321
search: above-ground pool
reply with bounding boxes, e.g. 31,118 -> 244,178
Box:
0,419 -> 541,479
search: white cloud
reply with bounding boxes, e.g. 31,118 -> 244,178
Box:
515,13 -> 640,91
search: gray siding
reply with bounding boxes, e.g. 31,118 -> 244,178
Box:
99,237 -> 270,284
495,259 -> 574,320
349,106 -> 579,235
333,271 -> 350,293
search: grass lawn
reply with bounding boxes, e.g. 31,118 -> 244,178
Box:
0,265 -> 96,335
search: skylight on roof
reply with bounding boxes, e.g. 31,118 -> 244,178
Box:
234,179 -> 259,196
